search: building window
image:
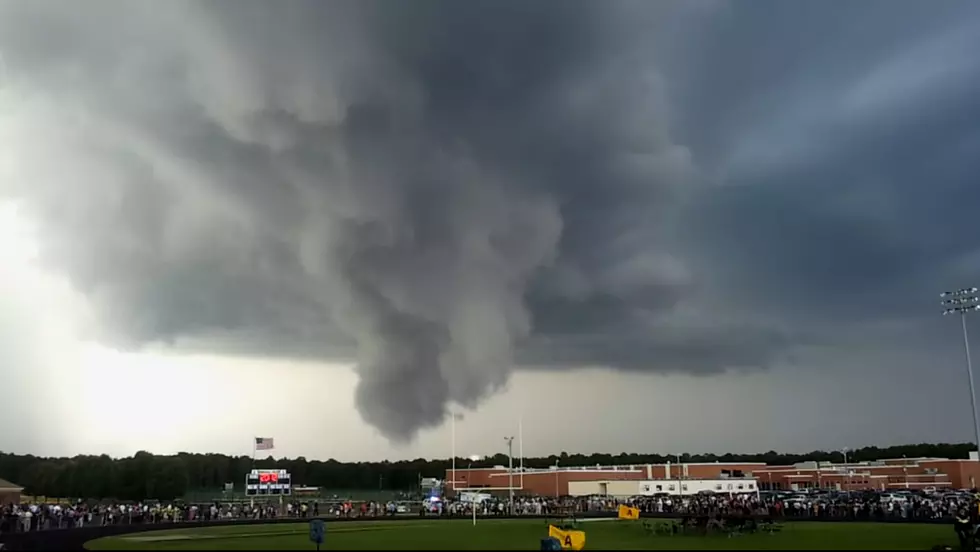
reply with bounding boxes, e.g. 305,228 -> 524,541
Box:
668,484 -> 675,491
715,484 -> 722,490
737,484 -> 744,490
682,484 -> 688,491
655,485 -> 662,492
747,483 -> 754,489
727,484 -> 733,490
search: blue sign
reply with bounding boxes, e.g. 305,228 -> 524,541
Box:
309,519 -> 325,547
541,537 -> 562,551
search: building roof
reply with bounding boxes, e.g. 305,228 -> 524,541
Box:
0,478 -> 24,491
455,461 -> 765,473
880,457 -> 946,462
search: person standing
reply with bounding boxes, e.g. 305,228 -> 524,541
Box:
954,507 -> 972,549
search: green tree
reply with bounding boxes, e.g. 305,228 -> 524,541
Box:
0,442 -> 973,501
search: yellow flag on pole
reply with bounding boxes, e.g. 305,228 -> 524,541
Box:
617,504 -> 640,520
548,525 -> 587,550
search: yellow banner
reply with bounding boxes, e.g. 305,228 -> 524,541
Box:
548,526 -> 586,550
617,504 -> 640,520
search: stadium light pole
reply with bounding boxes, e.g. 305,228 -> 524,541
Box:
941,287 -> 980,459
841,447 -> 850,492
505,436 -> 515,515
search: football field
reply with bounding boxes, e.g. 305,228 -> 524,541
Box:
84,518 -> 958,550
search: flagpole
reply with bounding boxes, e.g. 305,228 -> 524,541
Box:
250,436 -> 256,509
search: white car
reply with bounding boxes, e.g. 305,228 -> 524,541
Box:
879,493 -> 908,503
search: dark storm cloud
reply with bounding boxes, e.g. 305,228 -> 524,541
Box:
1,0 -> 978,441
681,3 -> 980,326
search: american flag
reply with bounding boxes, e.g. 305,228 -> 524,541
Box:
255,437 -> 274,451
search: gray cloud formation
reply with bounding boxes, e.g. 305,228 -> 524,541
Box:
1,0 -> 979,442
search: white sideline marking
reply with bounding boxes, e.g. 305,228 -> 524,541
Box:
122,535 -> 193,542
122,523 -> 425,542
121,519 -> 569,543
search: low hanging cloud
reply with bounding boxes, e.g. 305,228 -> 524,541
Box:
1,0 -> 979,442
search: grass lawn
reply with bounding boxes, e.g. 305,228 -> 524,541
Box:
85,518 -> 959,550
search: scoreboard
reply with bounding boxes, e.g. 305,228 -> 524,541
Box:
245,469 -> 292,496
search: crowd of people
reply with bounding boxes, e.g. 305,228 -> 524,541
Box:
615,492 -> 972,521
426,491 -> 978,523
0,499 -> 417,534
1,501 -> 287,534
1,489 -> 973,535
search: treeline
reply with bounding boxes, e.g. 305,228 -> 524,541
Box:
1,443 -> 974,501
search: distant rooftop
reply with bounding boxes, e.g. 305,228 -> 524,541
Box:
0,478 -> 23,491
454,461 -> 765,473
880,457 -> 949,463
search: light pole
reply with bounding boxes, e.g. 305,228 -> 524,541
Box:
841,447 -> 850,492
941,287 -> 980,459
505,436 -> 515,515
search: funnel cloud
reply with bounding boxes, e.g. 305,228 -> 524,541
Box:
1,0 -> 979,444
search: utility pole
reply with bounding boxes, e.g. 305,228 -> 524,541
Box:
941,287 -> 980,459
505,436 -> 515,515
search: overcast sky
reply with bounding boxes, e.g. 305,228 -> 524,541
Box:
1,0 -> 979,462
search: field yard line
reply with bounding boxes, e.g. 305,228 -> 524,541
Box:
321,524 -> 441,534
121,519 -> 552,544
154,523 -> 442,542
122,535 -> 194,542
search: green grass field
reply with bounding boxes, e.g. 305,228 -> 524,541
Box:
84,518 -> 959,550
